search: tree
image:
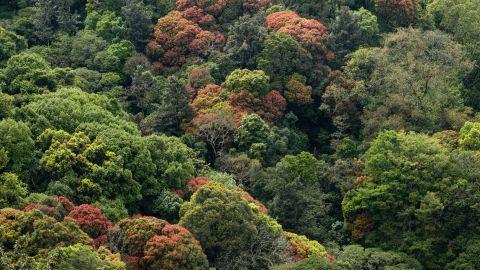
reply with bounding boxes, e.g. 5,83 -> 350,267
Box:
144,134 -> 198,189
214,153 -> 262,189
284,74 -> 313,105
225,68 -> 270,96
324,29 -> 474,139
190,103 -> 238,158
257,32 -> 302,89
179,182 -> 289,269
32,0 -> 80,44
146,11 -> 216,70
70,30 -> 107,68
0,27 -> 27,65
265,11 -> 330,63
333,245 -> 422,269
284,232 -> 327,261
107,216 -> 208,270
226,89 -> 287,124
0,52 -> 60,95
86,11 -> 126,43
273,244 -> 421,270
68,204 -> 112,241
124,69 -> 164,116
342,129 -> 480,268
176,0 -> 272,29
261,90 -> 287,123
140,76 -> 193,135
353,8 -> 380,46
186,66 -> 215,96
93,198 -> 129,223
265,10 -> 331,86
459,121 -> 480,150
140,134 -> 198,218
3,210 -> 92,258
374,0 -> 417,29
235,113 -> 271,151
23,194 -> 74,220
327,7 -> 378,68
142,226 -> 209,270
36,129 -> 142,206
186,176 -> 211,194
121,0 -> 152,49
271,256 -> 337,270
0,119 -> 35,176
144,0 -> 176,19
224,13 -> 268,69
427,0 -> 480,110
0,173 -> 28,208
20,87 -> 137,136
281,0 -> 337,20
191,83 -> 224,113
427,0 -> 480,61
266,152 -> 332,240
38,244 -> 126,270
446,238 -> 480,270
0,93 -> 14,119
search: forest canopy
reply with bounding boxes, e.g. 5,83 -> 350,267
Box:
1,0 -> 480,269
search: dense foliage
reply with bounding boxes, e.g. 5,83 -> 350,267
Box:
0,0 -> 479,269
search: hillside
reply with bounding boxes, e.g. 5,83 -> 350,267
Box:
0,0 -> 479,269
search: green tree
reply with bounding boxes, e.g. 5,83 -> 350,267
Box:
32,0 -> 80,44
36,129 -> 142,205
124,68 -> 164,116
224,13 -> 268,69
86,10 -> 126,42
6,211 -> 92,258
324,29 -> 473,139
343,130 -> 480,268
0,119 -> 35,176
0,92 -> 14,119
267,152 -> 332,241
93,198 -> 128,223
459,121 -> 480,150
180,182 -> 290,269
20,87 -> 137,136
0,27 -> 27,65
353,8 -> 380,45
38,244 -> 126,270
0,52 -> 55,95
70,30 -> 107,68
427,0 -> 480,110
282,0 -> 337,20
225,69 -> 270,97
427,0 -> 480,61
121,0 -> 152,49
93,40 -> 134,72
235,114 -> 271,152
327,7 -> 379,68
333,245 -> 422,269
0,173 -> 28,208
140,76 -> 193,135
257,32 -> 302,89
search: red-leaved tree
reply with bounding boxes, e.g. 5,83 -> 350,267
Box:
68,204 -> 112,246
146,11 -> 216,69
266,11 -> 330,63
375,0 -> 417,28
108,216 -> 208,270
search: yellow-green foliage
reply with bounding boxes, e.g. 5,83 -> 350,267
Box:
284,232 -> 327,260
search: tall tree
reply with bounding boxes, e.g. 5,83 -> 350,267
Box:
140,76 -> 193,136
121,0 -> 152,49
224,13 -> 268,69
